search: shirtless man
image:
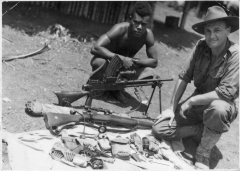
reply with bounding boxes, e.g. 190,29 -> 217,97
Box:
90,2 -> 158,103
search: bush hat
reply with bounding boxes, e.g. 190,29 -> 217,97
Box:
192,6 -> 239,35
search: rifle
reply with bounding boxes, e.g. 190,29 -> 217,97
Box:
54,55 -> 173,114
43,112 -> 154,135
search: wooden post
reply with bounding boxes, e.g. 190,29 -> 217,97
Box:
87,1 -> 93,19
71,1 -> 74,15
122,2 -> 129,22
97,2 -> 102,22
41,1 -> 45,7
148,2 -> 156,30
51,2 -> 56,10
83,1 -> 89,18
67,2 -> 72,14
64,2 -> 69,14
125,1 -> 134,22
45,1 -> 49,8
63,2 -> 68,13
109,2 -> 116,24
96,2 -> 103,22
102,2 -> 108,23
117,1 -> 125,23
196,1 -> 204,18
71,1 -> 76,15
91,2 -> 98,20
180,1 -> 191,29
113,2 -> 120,24
79,1 -> 85,16
105,2 -> 112,24
75,1 -> 80,16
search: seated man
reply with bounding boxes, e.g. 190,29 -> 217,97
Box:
152,6 -> 239,169
90,2 -> 158,103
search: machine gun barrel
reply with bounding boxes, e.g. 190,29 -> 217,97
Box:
82,78 -> 173,91
54,77 -> 173,110
116,78 -> 173,85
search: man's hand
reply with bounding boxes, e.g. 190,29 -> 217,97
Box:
179,99 -> 193,119
119,56 -> 134,69
154,108 -> 175,127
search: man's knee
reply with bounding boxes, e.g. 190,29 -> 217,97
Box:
211,100 -> 229,113
90,56 -> 107,71
203,100 -> 236,133
209,100 -> 236,120
138,67 -> 158,80
152,120 -> 177,140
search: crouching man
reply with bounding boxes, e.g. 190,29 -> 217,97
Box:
90,2 -> 158,103
152,6 -> 239,169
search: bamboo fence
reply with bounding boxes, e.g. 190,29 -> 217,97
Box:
31,1 -> 156,28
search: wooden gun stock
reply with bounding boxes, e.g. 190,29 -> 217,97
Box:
44,112 -> 154,135
54,91 -> 90,106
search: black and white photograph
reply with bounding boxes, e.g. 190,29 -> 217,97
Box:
2,1 -> 239,170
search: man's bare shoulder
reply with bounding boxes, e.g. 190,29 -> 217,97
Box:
115,22 -> 129,28
146,28 -> 153,34
145,28 -> 155,45
106,22 -> 129,39
111,22 -> 129,33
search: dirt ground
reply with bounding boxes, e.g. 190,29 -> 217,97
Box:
2,2 -> 239,170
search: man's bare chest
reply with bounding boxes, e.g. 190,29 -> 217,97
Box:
113,37 -> 145,57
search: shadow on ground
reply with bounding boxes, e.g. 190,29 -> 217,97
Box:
152,19 -> 202,50
183,137 -> 222,169
87,91 -> 150,115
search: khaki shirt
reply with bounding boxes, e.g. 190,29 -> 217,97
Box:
179,38 -> 239,102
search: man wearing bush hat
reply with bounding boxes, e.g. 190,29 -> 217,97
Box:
152,6 -> 239,169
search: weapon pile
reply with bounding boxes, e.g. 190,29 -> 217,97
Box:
24,55 -> 175,169
25,55 -> 172,135
54,55 -> 173,115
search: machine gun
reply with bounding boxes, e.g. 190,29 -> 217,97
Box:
43,111 -> 154,135
54,55 -> 173,115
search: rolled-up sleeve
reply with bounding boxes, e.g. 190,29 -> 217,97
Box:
178,45 -> 198,83
215,51 -> 239,101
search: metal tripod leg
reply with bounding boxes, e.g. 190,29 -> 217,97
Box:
144,84 -> 157,116
159,83 -> 162,114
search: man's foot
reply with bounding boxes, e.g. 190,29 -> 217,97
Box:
111,90 -> 129,104
194,126 -> 221,170
195,146 -> 211,169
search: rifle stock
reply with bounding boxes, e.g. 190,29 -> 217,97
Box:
44,112 -> 154,135
54,90 -> 90,106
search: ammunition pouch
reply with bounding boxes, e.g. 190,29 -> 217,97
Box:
111,136 -> 131,160
97,133 -> 111,152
